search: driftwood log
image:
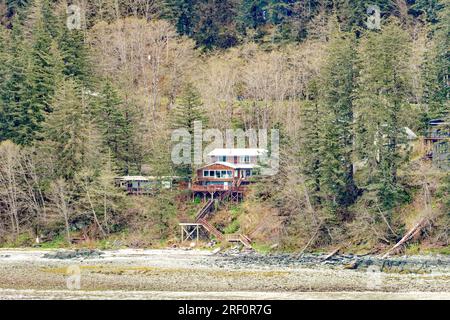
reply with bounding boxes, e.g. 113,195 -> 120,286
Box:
382,218 -> 428,259
323,247 -> 341,261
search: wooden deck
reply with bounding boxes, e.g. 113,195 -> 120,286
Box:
190,185 -> 247,192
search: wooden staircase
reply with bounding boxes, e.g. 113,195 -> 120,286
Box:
197,218 -> 224,240
193,195 -> 252,249
195,199 -> 215,221
224,234 -> 252,249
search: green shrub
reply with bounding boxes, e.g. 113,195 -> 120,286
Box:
223,219 -> 240,234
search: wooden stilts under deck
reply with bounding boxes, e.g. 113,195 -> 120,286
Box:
180,223 -> 202,243
179,189 -> 252,248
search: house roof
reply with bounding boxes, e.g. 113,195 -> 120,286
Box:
117,176 -> 149,181
429,119 -> 450,126
117,176 -> 180,181
208,148 -> 267,157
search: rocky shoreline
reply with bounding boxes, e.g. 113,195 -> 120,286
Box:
37,248 -> 450,273
0,248 -> 448,299
211,250 -> 450,273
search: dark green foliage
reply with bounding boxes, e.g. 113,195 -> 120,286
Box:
237,0 -> 269,31
29,2 -> 62,115
421,0 -> 449,122
299,82 -> 322,206
171,82 -> 206,133
171,82 -> 206,176
194,0 -> 239,49
163,0 -> 199,36
317,30 -> 358,215
0,0 -> 92,145
0,20 -> 34,144
409,0 -> 444,23
43,79 -> 93,179
5,0 -> 30,19
96,81 -> 134,175
355,22 -> 412,212
58,28 -> 91,86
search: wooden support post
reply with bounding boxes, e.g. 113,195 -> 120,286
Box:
180,224 -> 202,243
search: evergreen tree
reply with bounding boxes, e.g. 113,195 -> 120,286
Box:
0,27 -> 11,137
410,0 -> 444,23
237,0 -> 269,31
317,30 -> 358,216
355,21 -> 412,212
22,0 -> 64,143
163,0 -> 199,37
0,18 -> 34,145
96,80 -> 133,174
0,1 -> 64,145
299,81 -> 322,207
421,0 -> 449,122
172,82 -> 206,133
58,28 -> 91,86
29,3 -> 62,114
171,82 -> 206,176
43,79 -> 92,179
5,0 -> 31,19
193,0 -> 239,49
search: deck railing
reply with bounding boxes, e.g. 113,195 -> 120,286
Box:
191,185 -> 246,192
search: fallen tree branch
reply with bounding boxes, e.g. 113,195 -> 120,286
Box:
376,204 -> 398,237
322,247 -> 341,261
382,218 -> 428,259
296,222 -> 322,258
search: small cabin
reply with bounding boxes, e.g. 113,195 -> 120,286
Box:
424,118 -> 449,170
116,176 -> 180,194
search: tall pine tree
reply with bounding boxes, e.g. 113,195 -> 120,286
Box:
317,30 -> 358,217
96,80 -> 133,174
355,21 -> 412,212
171,82 -> 206,176
43,79 -> 92,179
0,16 -> 33,144
421,0 -> 449,122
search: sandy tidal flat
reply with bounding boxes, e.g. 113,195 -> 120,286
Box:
0,249 -> 449,300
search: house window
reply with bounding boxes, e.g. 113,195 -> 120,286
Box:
204,170 -> 209,177
242,156 -> 250,163
209,170 -> 214,177
246,169 -> 252,176
215,171 -> 220,178
219,156 -> 227,162
227,171 -> 232,177
221,170 -> 227,177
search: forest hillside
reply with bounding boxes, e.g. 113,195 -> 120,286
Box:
0,0 -> 448,254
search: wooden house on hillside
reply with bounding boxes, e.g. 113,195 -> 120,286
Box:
191,148 -> 267,201
180,148 -> 268,248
